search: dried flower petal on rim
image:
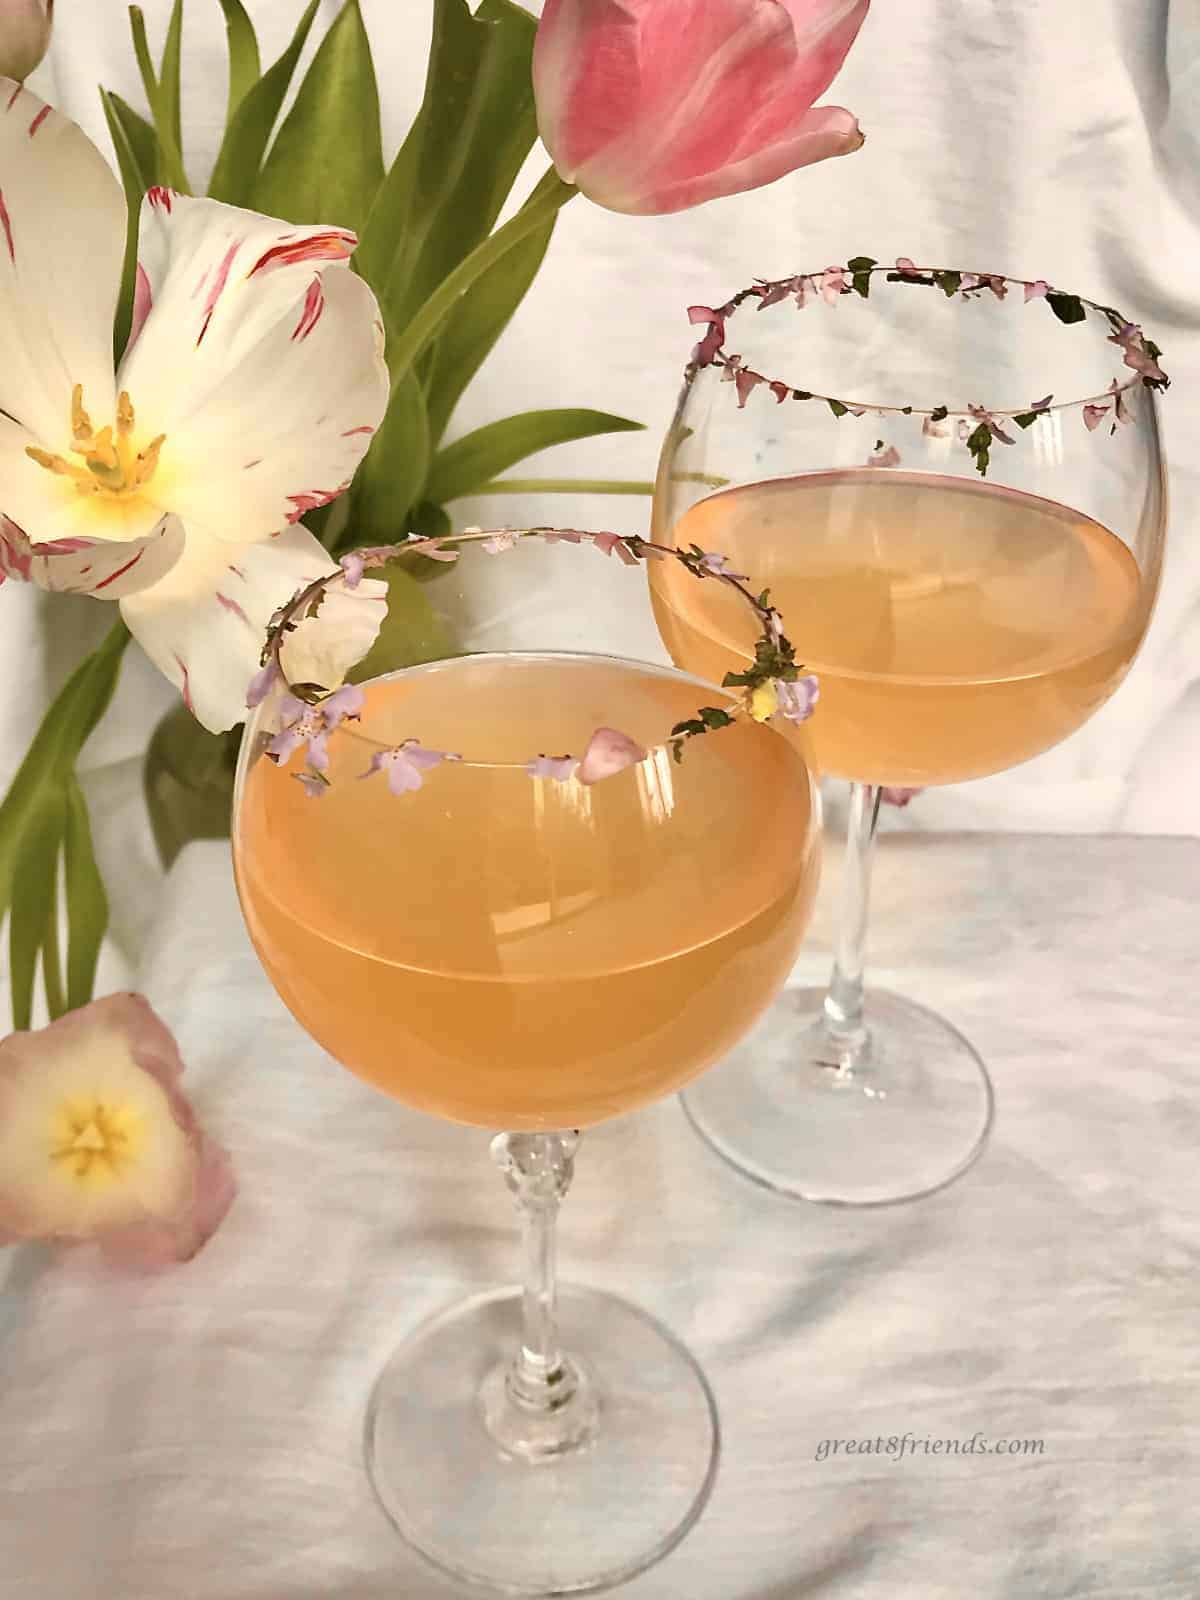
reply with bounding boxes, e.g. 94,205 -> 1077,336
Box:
577,727 -> 648,785
267,685 -> 363,772
361,741 -> 457,796
775,675 -> 820,723
697,550 -> 748,578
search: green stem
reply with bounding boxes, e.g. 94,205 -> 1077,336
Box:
462,478 -> 656,498
386,168 -> 577,384
41,882 -> 65,1021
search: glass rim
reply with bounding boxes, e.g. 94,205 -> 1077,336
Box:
683,259 -> 1169,423
247,529 -> 819,797
324,649 -> 766,767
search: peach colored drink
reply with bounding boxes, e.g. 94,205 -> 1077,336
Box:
649,471 -> 1149,787
235,654 -> 818,1129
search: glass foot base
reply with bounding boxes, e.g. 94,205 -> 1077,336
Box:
680,986 -> 994,1206
365,1285 -> 719,1596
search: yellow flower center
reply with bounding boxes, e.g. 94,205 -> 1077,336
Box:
26,384 -> 166,498
50,1098 -> 146,1188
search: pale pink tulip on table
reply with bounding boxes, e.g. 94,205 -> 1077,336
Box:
0,0 -> 51,82
533,0 -> 871,214
0,994 -> 235,1267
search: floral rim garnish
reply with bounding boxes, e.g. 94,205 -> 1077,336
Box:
250,529 -> 818,798
687,257 -> 1169,477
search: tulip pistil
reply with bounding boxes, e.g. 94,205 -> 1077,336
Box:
26,384 -> 166,498
50,1098 -> 144,1186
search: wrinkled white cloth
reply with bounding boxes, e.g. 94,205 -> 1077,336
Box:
3,0 -> 1200,1005
2,833 -> 1198,1598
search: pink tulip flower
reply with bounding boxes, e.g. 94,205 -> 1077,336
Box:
0,0 -> 51,82
533,0 -> 870,215
0,994 -> 235,1267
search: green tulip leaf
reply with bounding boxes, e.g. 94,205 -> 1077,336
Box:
252,0 -> 384,236
63,777 -> 108,1014
384,168 -> 575,386
347,567 -> 458,683
422,215 -> 555,445
101,87 -> 157,190
351,104 -> 426,300
143,703 -> 240,871
100,88 -> 157,360
0,625 -> 129,936
128,2 -> 189,192
356,0 -> 541,382
207,0 -> 319,206
8,787 -> 65,1032
427,409 -> 645,505
348,369 -> 432,545
157,0 -> 185,165
216,0 -> 262,123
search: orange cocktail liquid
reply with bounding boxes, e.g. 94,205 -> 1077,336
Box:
235,654 -> 818,1130
649,471 -> 1149,787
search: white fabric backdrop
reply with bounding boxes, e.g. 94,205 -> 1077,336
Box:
4,0 -> 1200,992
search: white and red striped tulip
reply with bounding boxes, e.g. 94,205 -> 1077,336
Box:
0,82 -> 389,732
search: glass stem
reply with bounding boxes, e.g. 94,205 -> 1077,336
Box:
485,1131 -> 598,1458
821,782 -> 881,1065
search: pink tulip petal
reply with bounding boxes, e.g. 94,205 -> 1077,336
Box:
632,105 -> 864,215
127,262 -> 154,352
577,725 -> 648,785
535,0 -> 869,215
98,1136 -> 236,1269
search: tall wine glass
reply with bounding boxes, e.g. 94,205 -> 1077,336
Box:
649,262 -> 1167,1206
232,533 -> 820,1595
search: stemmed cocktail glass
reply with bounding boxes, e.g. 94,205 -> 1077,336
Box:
650,261 -> 1167,1206
232,531 -> 820,1594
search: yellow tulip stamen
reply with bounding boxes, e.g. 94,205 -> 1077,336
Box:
50,1099 -> 144,1186
70,382 -> 94,442
26,385 -> 166,499
86,426 -> 118,473
135,434 -> 167,487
